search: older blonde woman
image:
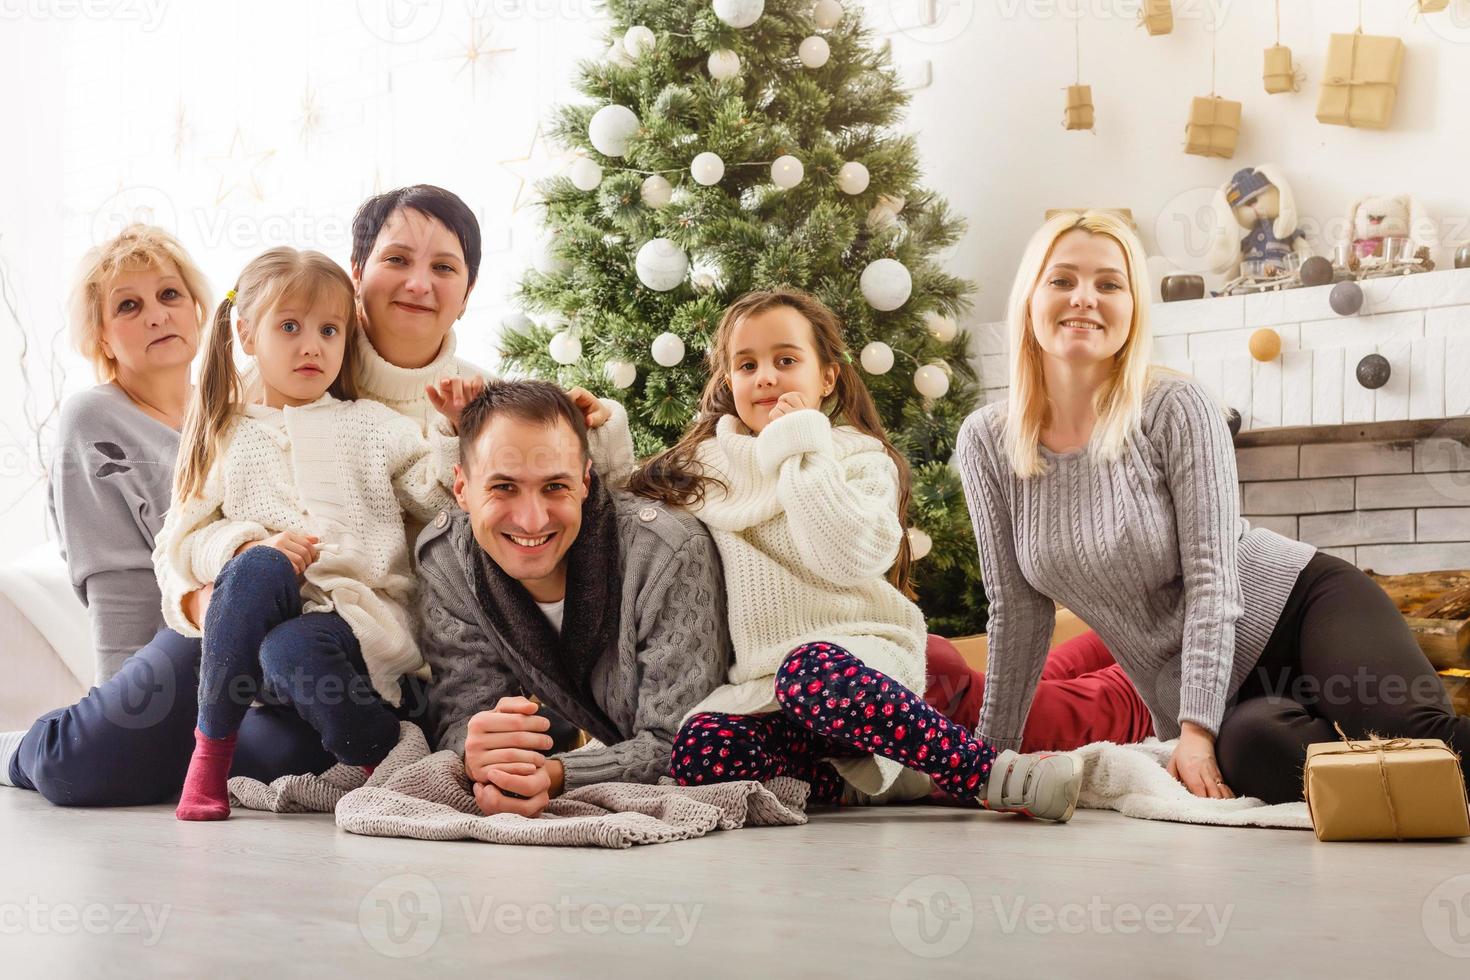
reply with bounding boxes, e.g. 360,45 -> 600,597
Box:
956,210 -> 1469,804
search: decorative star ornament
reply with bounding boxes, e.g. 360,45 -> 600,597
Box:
447,19 -> 514,100
497,123 -> 573,215
207,128 -> 275,205
171,99 -> 193,165
297,85 -> 324,146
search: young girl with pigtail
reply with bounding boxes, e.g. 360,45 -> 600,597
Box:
629,288 -> 1081,820
155,246 -> 477,821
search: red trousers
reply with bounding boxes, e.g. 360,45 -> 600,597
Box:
924,631 -> 1154,751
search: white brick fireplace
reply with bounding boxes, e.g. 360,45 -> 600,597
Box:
966,268 -> 1470,575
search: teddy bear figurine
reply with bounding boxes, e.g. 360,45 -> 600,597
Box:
1341,194 -> 1437,271
1205,165 -> 1314,283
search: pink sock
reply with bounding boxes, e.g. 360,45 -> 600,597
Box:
176,728 -> 237,821
361,765 -> 375,777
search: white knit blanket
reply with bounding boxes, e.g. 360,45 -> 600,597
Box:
228,724 -> 810,848
1073,738 -> 1311,830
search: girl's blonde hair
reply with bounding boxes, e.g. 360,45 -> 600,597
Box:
174,247 -> 361,503
1003,209 -> 1164,479
68,224 -> 212,382
628,288 -> 915,596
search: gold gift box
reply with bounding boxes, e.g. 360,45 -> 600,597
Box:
1263,45 -> 1296,94
1139,0 -> 1172,36
1064,85 -> 1094,131
1305,735 -> 1470,842
1184,96 -> 1241,158
1420,0 -> 1449,13
1316,32 -> 1404,129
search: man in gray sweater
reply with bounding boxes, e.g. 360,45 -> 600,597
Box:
414,379 -> 730,817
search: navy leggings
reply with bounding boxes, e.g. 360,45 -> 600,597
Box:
195,548 -> 400,767
9,553 -> 429,806
671,642 -> 998,803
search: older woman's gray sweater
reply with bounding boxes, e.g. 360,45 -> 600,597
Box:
414,493 -> 732,790
956,374 -> 1316,750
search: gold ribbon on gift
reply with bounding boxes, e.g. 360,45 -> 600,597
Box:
1263,45 -> 1305,94
1323,29 -> 1368,129
1331,721 -> 1415,840
1135,0 -> 1173,35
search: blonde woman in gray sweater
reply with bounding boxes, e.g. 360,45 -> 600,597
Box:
957,210 -> 1469,804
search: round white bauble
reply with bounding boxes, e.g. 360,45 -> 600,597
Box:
606,38 -> 632,66
588,104 -> 639,157
914,363 -> 951,399
836,161 -> 869,195
549,331 -> 582,365
859,258 -> 912,311
634,238 -> 689,291
568,157 -> 603,191
640,174 -> 674,208
623,25 -> 655,57
605,360 -> 637,389
859,341 -> 894,375
501,312 -> 534,333
924,311 -> 958,343
812,0 -> 843,29
770,154 -> 804,189
707,49 -> 741,80
798,35 -> 830,68
865,193 -> 906,230
906,527 -> 933,561
713,0 -> 764,29
651,332 -> 686,367
690,151 -> 725,186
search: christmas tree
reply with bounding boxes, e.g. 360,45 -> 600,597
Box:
500,0 -> 988,635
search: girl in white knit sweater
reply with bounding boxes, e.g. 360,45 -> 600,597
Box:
630,289 -> 1081,820
156,247 -> 472,821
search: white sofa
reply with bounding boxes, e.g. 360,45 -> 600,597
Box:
0,545 -> 91,729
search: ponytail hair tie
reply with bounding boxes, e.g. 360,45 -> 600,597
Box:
225,289 -> 237,304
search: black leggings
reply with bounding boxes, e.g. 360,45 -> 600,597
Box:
1216,552 -> 1470,804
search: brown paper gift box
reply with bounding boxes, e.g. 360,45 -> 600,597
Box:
1420,0 -> 1449,13
1184,96 -> 1241,158
1064,85 -> 1094,130
1304,736 -> 1470,842
1316,32 -> 1404,129
1263,45 -> 1297,94
1138,0 -> 1172,36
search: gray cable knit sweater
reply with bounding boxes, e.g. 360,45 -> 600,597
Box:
414,492 -> 732,791
955,374 -> 1316,750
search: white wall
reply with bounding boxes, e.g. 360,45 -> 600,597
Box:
2,0 -> 1467,552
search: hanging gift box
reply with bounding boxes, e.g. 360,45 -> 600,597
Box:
1263,44 -> 1301,94
1316,31 -> 1404,129
1063,84 -> 1094,130
1137,0 -> 1172,35
1304,728 -> 1470,842
1419,0 -> 1449,12
1184,95 -> 1241,158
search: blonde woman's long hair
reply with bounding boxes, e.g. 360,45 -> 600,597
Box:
68,224 -> 212,382
1003,210 -> 1162,479
173,247 -> 361,503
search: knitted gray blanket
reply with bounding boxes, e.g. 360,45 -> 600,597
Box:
228,723 -> 810,848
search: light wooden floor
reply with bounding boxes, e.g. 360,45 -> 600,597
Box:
1,788 -> 1467,979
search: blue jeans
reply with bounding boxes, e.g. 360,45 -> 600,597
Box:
9,551 -> 430,806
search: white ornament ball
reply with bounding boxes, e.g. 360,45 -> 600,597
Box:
859,341 -> 894,375
925,311 -> 958,343
606,38 -> 632,66
859,258 -> 913,311
623,25 -> 655,57
798,35 -> 830,69
588,104 -> 640,158
501,312 -> 534,333
713,0 -> 764,29
690,151 -> 725,186
914,363 -> 951,399
692,271 -> 717,292
836,161 -> 869,195
906,527 -> 933,562
770,154 -> 804,189
812,0 -> 843,29
651,332 -> 686,367
549,331 -> 582,365
634,238 -> 689,291
569,157 -> 603,191
531,233 -> 569,276
605,360 -> 637,389
640,174 -> 674,209
707,49 -> 741,80
866,193 -> 906,230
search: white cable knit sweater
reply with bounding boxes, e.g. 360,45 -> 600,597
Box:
152,393 -> 458,704
681,409 -> 929,798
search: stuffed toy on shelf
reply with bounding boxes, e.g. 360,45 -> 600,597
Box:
1205,164 -> 1312,288
1341,194 -> 1438,273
